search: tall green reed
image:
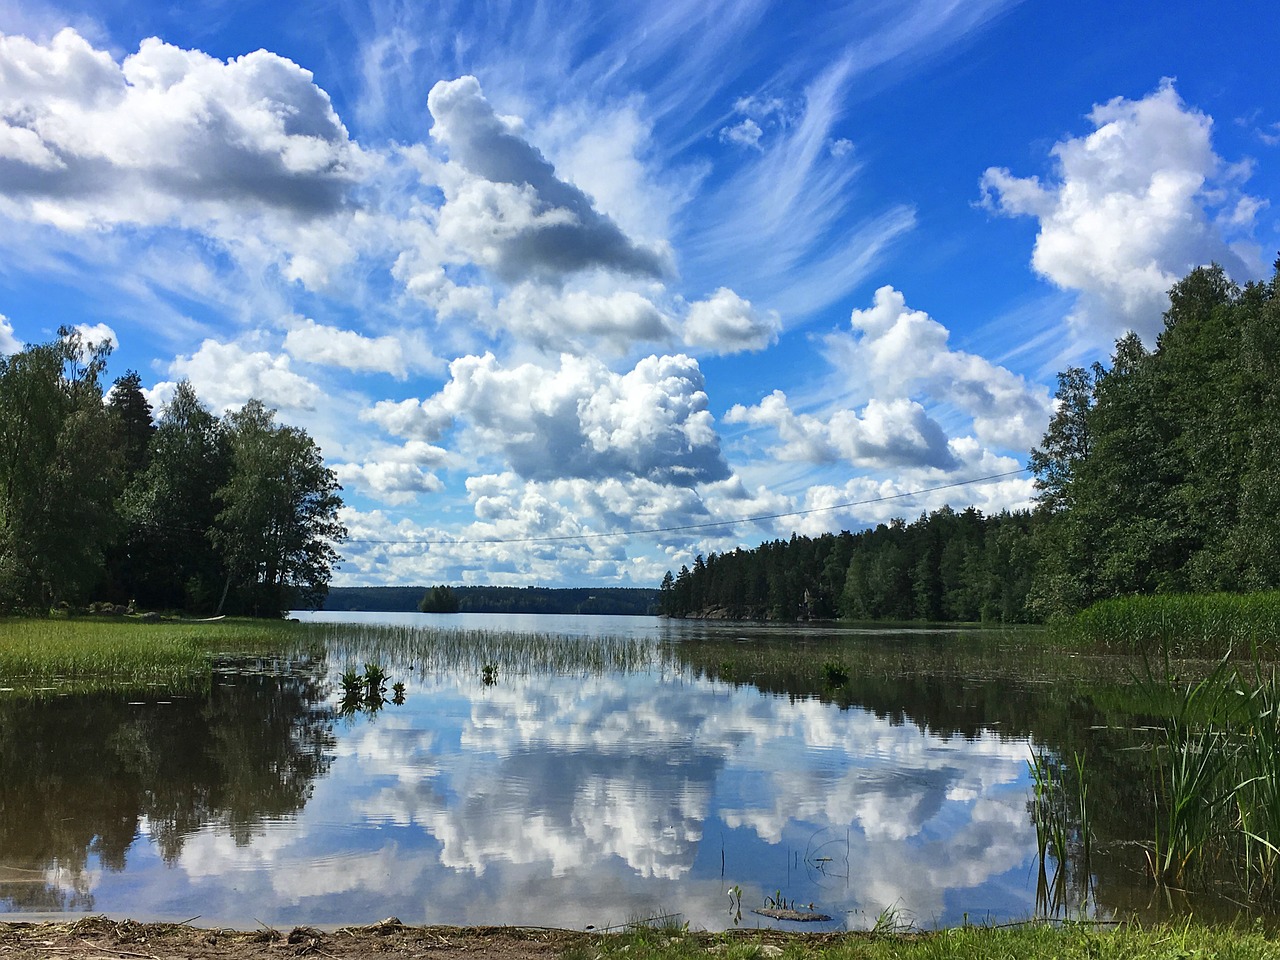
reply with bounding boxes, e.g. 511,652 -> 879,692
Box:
1074,591 -> 1280,656
1028,748 -> 1093,916
1138,654 -> 1237,886
1122,650 -> 1280,898
1232,665 -> 1280,894
313,621 -> 662,678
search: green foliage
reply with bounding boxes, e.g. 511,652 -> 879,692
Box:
117,379 -> 229,610
583,922 -> 1280,960
419,584 -> 461,613
1029,262 -> 1280,618
1072,591 -> 1280,655
659,509 -> 1039,624
0,329 -> 345,618
820,660 -> 849,688
0,616 -> 307,692
337,661 -> 405,716
0,327 -> 123,611
1114,654 -> 1280,896
212,399 -> 346,616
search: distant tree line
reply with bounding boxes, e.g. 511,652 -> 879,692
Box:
0,328 -> 345,616
660,262 -> 1280,623
658,509 -> 1039,622
323,585 -> 660,616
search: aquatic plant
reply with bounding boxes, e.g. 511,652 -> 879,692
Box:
336,660 -> 404,717
1139,656 -> 1237,887
1232,665 -> 1280,894
821,660 -> 849,688
1027,746 -> 1095,918
1028,751 -> 1067,869
312,621 -> 662,679
0,617 -> 308,693
1073,590 -> 1280,656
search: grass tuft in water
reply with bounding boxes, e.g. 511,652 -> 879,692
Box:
312,621 -> 662,679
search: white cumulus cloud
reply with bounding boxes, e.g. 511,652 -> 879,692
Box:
980,79 -> 1264,345
828,285 -> 1052,452
282,317 -> 438,379
728,286 -> 1052,471
720,118 -> 763,149
494,283 -> 675,354
727,390 -> 956,470
154,338 -> 322,413
332,459 -> 444,506
369,351 -> 728,486
683,287 -> 781,354
72,321 -> 116,350
0,313 -> 21,353
0,29 -> 362,230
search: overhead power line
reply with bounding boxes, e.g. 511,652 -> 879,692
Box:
343,468 -> 1032,548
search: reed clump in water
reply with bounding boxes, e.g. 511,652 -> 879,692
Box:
1073,591 -> 1280,656
1134,655 -> 1280,898
1028,749 -> 1094,917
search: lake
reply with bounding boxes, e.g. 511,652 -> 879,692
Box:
0,613 -> 1246,930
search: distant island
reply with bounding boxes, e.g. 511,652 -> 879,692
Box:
323,585 -> 660,616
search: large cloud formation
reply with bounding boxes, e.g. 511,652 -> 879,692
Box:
728,285 -> 1051,471
980,80 -> 1264,344
0,29 -> 361,229
426,76 -> 671,284
366,352 -> 729,486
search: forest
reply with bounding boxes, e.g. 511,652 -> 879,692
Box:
0,328 -> 345,616
323,584 -> 658,616
660,262 -> 1280,623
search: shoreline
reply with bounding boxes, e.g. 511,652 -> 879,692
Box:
3,915 -> 1279,960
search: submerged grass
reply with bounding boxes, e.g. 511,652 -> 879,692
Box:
313,620 -> 663,678
1073,590 -> 1280,656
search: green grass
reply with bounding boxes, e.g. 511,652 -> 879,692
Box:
1072,591 -> 1280,656
0,616 -> 665,695
313,620 -> 661,677
572,920 -> 1278,960
0,616 -> 308,693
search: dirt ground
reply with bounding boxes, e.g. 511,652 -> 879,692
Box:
0,917 -> 584,960
0,916 -> 820,960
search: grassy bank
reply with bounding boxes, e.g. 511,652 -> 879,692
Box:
1072,590 -> 1280,655
0,616 -> 307,692
582,919 -> 1273,960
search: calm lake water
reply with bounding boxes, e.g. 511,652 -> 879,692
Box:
0,613 -> 1245,929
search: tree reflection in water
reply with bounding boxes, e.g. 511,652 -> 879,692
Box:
0,655 -> 335,911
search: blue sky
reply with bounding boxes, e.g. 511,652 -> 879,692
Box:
1,0 -> 1277,588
